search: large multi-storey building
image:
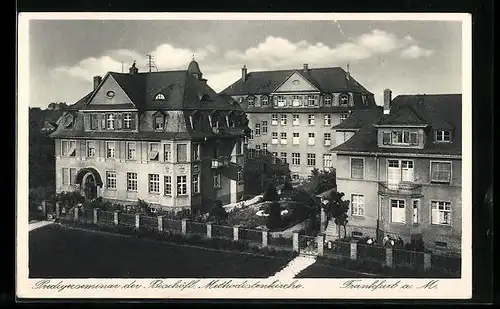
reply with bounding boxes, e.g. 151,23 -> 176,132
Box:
220,64 -> 378,180
332,91 -> 462,252
50,60 -> 250,213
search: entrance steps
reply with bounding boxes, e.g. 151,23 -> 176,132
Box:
267,255 -> 316,280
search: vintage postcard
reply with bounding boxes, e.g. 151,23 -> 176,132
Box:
17,12 -> 472,299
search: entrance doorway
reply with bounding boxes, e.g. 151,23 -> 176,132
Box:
83,173 -> 97,200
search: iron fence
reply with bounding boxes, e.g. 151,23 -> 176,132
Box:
162,218 -> 182,232
98,210 -> 115,226
118,213 -> 136,227
186,221 -> 207,236
299,235 -> 318,255
431,253 -> 461,273
212,225 -> 234,240
324,239 -> 351,258
393,248 -> 425,269
357,243 -> 386,263
239,228 -> 262,243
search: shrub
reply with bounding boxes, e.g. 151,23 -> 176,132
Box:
266,202 -> 282,229
209,200 -> 228,225
262,183 -> 279,202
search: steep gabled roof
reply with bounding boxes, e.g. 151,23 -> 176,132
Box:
220,67 -> 372,95
334,106 -> 383,130
332,94 -> 462,156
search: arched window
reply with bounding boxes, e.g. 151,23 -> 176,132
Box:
155,93 -> 166,100
339,93 -> 349,106
201,94 -> 212,102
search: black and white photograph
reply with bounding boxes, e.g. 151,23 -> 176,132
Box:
17,13 -> 472,299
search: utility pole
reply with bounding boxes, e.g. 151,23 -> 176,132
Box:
121,61 -> 124,73
147,54 -> 158,72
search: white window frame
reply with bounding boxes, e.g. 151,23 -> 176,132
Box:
262,121 -> 268,134
340,113 -> 349,122
292,132 -> 300,145
86,140 -> 96,158
324,95 -> 332,106
247,96 -> 255,106
292,95 -> 301,107
271,132 -> 278,144
292,114 -> 300,126
324,133 -> 331,146
435,130 -> 451,142
106,141 -> 115,159
106,171 -> 117,189
280,132 -> 287,145
155,93 -> 166,100
412,199 -> 420,224
291,153 -> 300,165
350,157 -> 365,179
255,123 -> 261,136
192,143 -> 200,161
323,153 -> 332,168
62,167 -> 69,185
192,174 -> 199,194
324,114 -> 332,126
430,200 -> 452,226
126,172 -> 138,192
154,115 -> 164,130
272,152 -> 278,164
262,142 -> 268,153
280,152 -> 287,164
351,194 -> 365,216
126,142 -> 136,160
148,174 -> 160,193
390,199 -> 406,224
430,160 -> 452,184
391,130 -> 419,146
123,113 -> 132,129
307,153 -> 316,166
277,96 -> 286,107
164,176 -> 172,196
387,159 -> 415,185
176,143 -> 188,163
163,144 -> 172,162
307,95 -> 316,106
339,94 -> 349,105
271,114 -> 278,125
307,114 -> 315,126
308,133 -> 315,145
280,114 -> 287,125
148,142 -> 159,161
261,96 -> 268,106
106,114 -> 115,130
177,175 -> 188,196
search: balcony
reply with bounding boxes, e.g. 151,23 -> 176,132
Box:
378,181 -> 423,197
211,156 -> 231,169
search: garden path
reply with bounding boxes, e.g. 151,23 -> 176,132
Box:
267,255 -> 317,279
29,220 -> 54,231
269,220 -> 308,238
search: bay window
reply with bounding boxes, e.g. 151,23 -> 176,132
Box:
391,199 -> 406,223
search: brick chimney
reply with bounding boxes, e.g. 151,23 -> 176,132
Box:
241,65 -> 248,82
303,63 -> 309,73
93,76 -> 102,90
129,61 -> 139,75
383,89 -> 392,115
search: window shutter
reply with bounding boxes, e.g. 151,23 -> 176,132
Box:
84,113 -> 90,130
98,114 -> 105,129
116,113 -> 123,130
287,96 -> 292,106
273,96 -> 277,106
130,113 -> 136,130
55,139 -> 61,156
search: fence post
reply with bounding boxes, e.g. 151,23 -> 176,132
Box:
181,219 -> 187,235
424,252 -> 431,271
261,230 -> 268,247
93,208 -> 99,225
385,247 -> 394,267
135,213 -> 140,229
114,211 -> 119,226
41,201 -> 47,218
207,223 -> 212,238
157,215 -> 164,232
233,226 -> 239,241
74,207 -> 79,221
350,241 -> 358,260
293,232 -> 299,252
317,233 -> 325,257
320,208 -> 326,233
54,202 -> 60,219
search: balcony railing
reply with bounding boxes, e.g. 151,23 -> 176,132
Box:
378,181 -> 423,197
211,156 -> 231,169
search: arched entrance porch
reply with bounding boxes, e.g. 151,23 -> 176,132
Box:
75,167 -> 103,200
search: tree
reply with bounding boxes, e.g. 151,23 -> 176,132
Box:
55,191 -> 85,208
322,191 -> 350,239
262,183 -> 279,202
266,201 -> 282,229
305,168 -> 337,196
209,200 -> 228,224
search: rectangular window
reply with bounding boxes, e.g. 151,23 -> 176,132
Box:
277,96 -> 286,107
323,154 -> 332,168
192,143 -> 200,161
401,160 -> 414,182
308,115 -> 315,125
213,174 -> 221,188
90,114 -> 98,130
280,132 -> 287,144
350,158 -> 364,179
69,168 -> 77,185
307,153 -> 316,166
154,116 -> 164,130
391,199 -> 406,223
148,174 -> 160,193
280,152 -> 287,164
192,174 -> 199,194
272,152 -> 278,164
249,130 -> 254,140
106,141 -> 115,158
412,200 -> 419,224
262,143 -> 268,153
126,142 -> 136,160
235,140 -> 242,155
307,95 -> 316,106
247,96 -> 254,106
391,131 -> 419,145
271,114 -> 278,125
387,159 -> 414,185
272,132 -> 278,144
255,123 -> 261,136
436,130 -> 451,142
351,194 -> 365,216
293,114 -> 300,126
292,95 -> 301,106
164,176 -> 172,195
106,114 -> 115,130
164,144 -> 171,162
237,170 -> 243,183
280,114 -> 287,125
87,141 -> 96,157
62,140 -> 76,157
324,133 -> 331,146
127,172 -> 138,191
340,113 -> 349,122
123,113 -> 132,129
430,161 -> 452,183
382,132 -> 391,145
106,171 -> 117,189
308,133 -> 315,145
292,132 -> 300,145
431,201 -> 451,225
177,175 -> 188,195
261,96 -> 269,106
62,168 -> 69,185
255,145 -> 261,156
324,114 -> 332,126
176,144 -> 187,162
292,153 -> 300,165
149,143 -> 159,161
262,121 -> 268,134
324,96 -> 332,106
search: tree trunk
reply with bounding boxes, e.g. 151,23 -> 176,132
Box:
337,223 -> 341,239
343,224 -> 347,239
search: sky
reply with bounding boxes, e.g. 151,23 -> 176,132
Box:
28,18 -> 463,108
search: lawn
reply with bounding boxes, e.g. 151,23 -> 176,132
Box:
29,225 -> 292,278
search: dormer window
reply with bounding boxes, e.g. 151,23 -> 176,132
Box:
362,95 -> 367,106
153,113 -> 164,130
435,130 -> 451,142
247,96 -> 255,106
106,114 -> 115,130
201,94 -> 212,102
123,113 -> 132,129
155,93 -> 166,100
339,93 -> 349,106
324,95 -> 332,106
261,95 -> 269,106
383,130 -> 418,146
